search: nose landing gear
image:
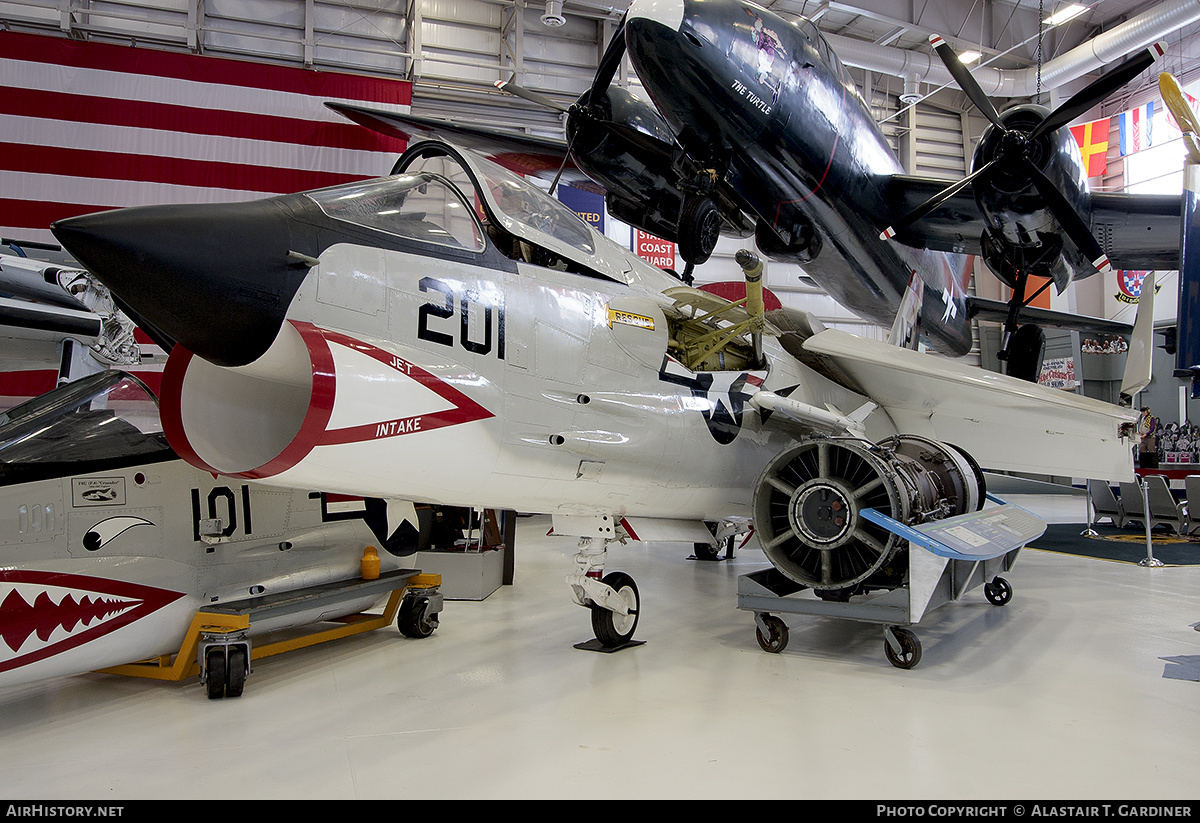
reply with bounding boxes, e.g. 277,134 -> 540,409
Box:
564,528 -> 644,652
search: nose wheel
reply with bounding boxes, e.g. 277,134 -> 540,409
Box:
589,571 -> 641,647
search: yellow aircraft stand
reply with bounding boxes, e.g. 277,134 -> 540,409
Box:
98,568 -> 443,698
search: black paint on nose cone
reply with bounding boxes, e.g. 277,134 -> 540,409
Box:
52,198 -> 314,368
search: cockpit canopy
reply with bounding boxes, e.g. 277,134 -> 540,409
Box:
304,141 -> 626,278
0,370 -> 171,485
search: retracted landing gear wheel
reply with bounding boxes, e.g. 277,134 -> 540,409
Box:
590,571 -> 640,648
884,627 -> 922,669
984,576 -> 1013,606
755,614 -> 789,653
678,195 -> 721,266
398,596 -> 439,638
204,647 -> 226,700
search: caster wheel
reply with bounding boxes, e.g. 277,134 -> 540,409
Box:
755,615 -> 789,653
884,627 -> 922,669
590,571 -> 640,648
204,647 -> 226,699
398,596 -> 438,638
984,576 -> 1013,606
226,646 -> 247,698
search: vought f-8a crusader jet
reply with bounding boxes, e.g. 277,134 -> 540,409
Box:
50,139 -> 1142,651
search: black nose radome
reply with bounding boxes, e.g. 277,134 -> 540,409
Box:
52,198 -> 314,368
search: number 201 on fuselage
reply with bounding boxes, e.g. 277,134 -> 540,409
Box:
416,275 -> 505,359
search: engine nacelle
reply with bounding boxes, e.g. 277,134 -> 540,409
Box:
971,104 -> 1095,288
752,435 -> 985,592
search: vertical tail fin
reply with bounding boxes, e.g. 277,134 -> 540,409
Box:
1120,270 -> 1156,398
1160,72 -> 1200,398
888,270 -> 924,350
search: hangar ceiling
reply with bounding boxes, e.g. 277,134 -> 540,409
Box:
2,0 -> 1197,140
1,0 -> 1196,341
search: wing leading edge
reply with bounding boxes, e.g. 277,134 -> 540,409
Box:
797,327 -> 1138,483
883,174 -> 1181,271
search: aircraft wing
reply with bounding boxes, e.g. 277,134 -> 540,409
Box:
1089,191 -> 1181,270
882,174 -> 987,255
798,328 -> 1139,482
883,175 -> 1182,270
325,102 -> 598,188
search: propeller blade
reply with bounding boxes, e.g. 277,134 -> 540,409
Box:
584,19 -> 627,107
1026,163 -> 1112,273
494,79 -> 571,114
929,34 -> 1004,129
880,159 -> 996,241
1160,71 -> 1200,164
1030,41 -> 1167,141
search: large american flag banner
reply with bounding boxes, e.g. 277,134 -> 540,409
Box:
1,30 -> 412,247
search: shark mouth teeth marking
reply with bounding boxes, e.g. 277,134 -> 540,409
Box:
0,571 -> 185,674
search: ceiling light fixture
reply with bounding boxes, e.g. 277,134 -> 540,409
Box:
1044,4 -> 1086,27
542,0 -> 566,27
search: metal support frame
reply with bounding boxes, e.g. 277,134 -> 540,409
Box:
97,570 -> 442,684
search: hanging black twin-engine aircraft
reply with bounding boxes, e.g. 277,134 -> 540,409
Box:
328,0 -> 1182,379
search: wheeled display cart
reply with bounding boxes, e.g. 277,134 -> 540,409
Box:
99,569 -> 443,697
738,495 -> 1044,668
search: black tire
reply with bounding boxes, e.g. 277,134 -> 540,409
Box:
755,615 -> 789,653
204,648 -> 226,699
678,195 -> 721,265
590,571 -> 640,648
1005,324 -> 1045,382
884,627 -> 922,669
693,541 -> 721,561
398,597 -> 438,638
225,646 -> 247,698
984,576 -> 1013,606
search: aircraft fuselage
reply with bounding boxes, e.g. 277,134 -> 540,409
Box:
625,0 -> 974,355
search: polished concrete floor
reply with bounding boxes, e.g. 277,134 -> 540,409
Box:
1,495 -> 1198,800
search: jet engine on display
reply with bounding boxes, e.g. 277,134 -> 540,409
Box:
48,139 -> 1142,654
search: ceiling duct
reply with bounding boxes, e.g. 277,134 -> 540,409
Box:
826,0 -> 1200,97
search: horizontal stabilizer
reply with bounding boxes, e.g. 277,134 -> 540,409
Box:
967,296 -> 1133,337
802,328 -> 1139,482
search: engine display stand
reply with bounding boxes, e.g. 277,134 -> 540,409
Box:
737,495 -> 1044,668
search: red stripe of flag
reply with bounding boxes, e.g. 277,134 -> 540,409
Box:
0,30 -> 410,106
2,88 -> 407,155
0,142 -> 369,196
